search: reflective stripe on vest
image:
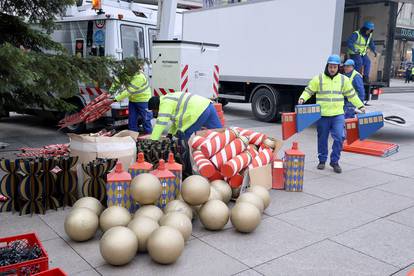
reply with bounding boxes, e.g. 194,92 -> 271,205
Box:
127,79 -> 149,95
349,70 -> 362,83
170,93 -> 194,130
351,31 -> 372,55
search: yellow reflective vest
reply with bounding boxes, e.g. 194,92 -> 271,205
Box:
150,92 -> 211,140
114,72 -> 151,103
299,73 -> 364,117
348,30 -> 372,56
349,70 -> 362,83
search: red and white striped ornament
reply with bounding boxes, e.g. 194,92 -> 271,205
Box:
193,150 -> 217,178
191,131 -> 218,150
221,149 -> 253,178
249,148 -> 273,169
247,145 -> 259,157
232,127 -> 268,146
208,170 -> 224,181
210,137 -> 248,169
200,129 -> 238,158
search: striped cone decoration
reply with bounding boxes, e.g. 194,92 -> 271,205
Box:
210,136 -> 248,169
247,145 -> 259,157
249,148 -> 273,169
208,170 -> 224,181
200,129 -> 238,158
232,127 -> 268,146
221,149 -> 253,178
193,150 -> 217,178
191,131 -> 218,150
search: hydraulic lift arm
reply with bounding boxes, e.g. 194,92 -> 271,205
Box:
157,0 -> 178,39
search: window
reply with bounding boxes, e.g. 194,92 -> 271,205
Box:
121,25 -> 145,59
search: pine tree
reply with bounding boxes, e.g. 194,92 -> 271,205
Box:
0,0 -> 141,114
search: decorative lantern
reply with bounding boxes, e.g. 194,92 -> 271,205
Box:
165,153 -> 182,198
284,142 -> 305,192
151,159 -> 175,208
129,152 -> 153,178
272,159 -> 284,190
106,162 -> 135,213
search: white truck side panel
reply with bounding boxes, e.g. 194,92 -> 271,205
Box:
182,0 -> 345,85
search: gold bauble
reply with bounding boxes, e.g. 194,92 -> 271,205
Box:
181,175 -> 210,205
164,200 -> 193,220
248,185 -> 271,209
210,180 -> 232,203
134,205 -> 163,222
236,192 -> 264,213
64,207 -> 99,242
208,186 -> 223,201
199,200 -> 229,230
230,202 -> 261,233
159,212 -> 192,241
73,197 -> 104,216
147,226 -> 185,264
99,226 -> 138,266
130,173 -> 162,205
99,206 -> 131,232
128,216 -> 159,252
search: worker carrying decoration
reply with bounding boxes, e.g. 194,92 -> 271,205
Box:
111,68 -> 153,134
298,54 -> 366,174
148,92 -> 222,141
346,21 -> 377,82
343,59 -> 366,119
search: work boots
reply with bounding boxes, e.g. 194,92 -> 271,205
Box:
317,162 -> 325,170
330,163 -> 342,174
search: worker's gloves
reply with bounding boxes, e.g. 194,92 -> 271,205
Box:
298,98 -> 305,105
359,106 -> 366,113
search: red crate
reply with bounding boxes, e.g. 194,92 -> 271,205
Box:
0,233 -> 49,276
33,268 -> 67,276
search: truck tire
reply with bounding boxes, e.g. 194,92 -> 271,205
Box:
251,86 -> 279,122
62,99 -> 86,134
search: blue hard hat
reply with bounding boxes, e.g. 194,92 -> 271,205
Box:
344,59 -> 355,67
363,21 -> 375,30
327,54 -> 341,65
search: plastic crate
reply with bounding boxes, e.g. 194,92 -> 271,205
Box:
33,268 -> 67,276
0,233 -> 49,276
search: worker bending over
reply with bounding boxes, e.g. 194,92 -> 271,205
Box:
148,92 -> 222,141
298,55 -> 366,173
112,70 -> 152,134
347,21 -> 377,82
343,59 -> 365,119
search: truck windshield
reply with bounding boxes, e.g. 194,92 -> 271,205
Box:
52,20 -> 106,57
120,24 -> 145,59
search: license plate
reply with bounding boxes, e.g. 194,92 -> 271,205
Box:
114,119 -> 128,126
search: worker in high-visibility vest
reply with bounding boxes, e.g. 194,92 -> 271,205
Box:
298,55 -> 366,173
343,59 -> 366,119
411,66 -> 414,83
148,92 -> 222,141
112,71 -> 152,134
347,21 -> 377,82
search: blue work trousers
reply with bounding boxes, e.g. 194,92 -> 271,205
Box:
344,102 -> 356,119
350,54 -> 371,79
182,103 -> 222,141
317,115 -> 345,164
128,102 -> 152,133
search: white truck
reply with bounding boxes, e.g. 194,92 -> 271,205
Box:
181,0 -> 404,122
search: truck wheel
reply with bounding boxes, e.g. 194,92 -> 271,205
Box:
62,99 -> 86,134
251,86 -> 279,122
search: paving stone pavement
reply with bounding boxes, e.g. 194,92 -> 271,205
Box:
1,94 -> 414,275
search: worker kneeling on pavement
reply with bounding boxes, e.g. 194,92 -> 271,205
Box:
112,70 -> 152,134
148,92 -> 222,141
298,55 -> 366,173
343,59 -> 365,119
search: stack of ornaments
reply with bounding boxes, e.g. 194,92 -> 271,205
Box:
63,173 -> 270,267
190,127 -> 278,195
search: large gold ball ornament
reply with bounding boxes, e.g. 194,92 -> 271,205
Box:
164,200 -> 193,220
131,173 -> 162,205
210,180 -> 232,203
64,208 -> 99,242
134,205 -> 163,222
159,212 -> 192,241
208,186 -> 223,201
99,206 -> 131,232
230,202 -> 261,233
199,200 -> 229,230
128,216 -> 160,252
99,226 -> 138,266
147,226 -> 185,264
236,192 -> 264,213
181,175 -> 210,205
73,197 -> 104,216
248,185 -> 271,209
